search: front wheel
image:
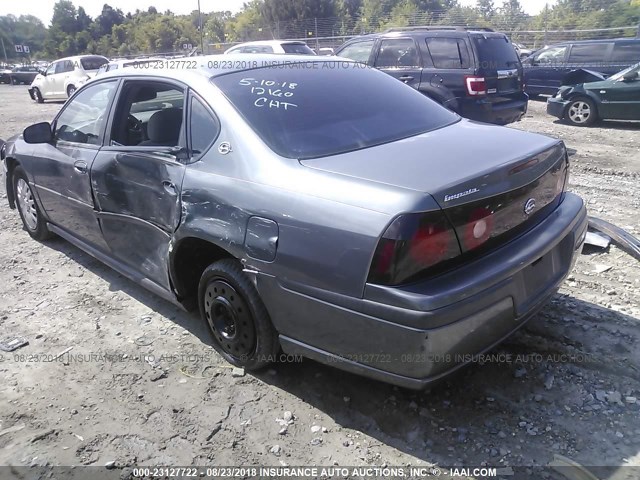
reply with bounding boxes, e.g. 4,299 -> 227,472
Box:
198,259 -> 279,370
32,87 -> 44,103
66,85 -> 76,97
13,166 -> 53,241
566,97 -> 597,126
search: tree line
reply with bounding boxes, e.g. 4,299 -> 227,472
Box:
0,0 -> 639,61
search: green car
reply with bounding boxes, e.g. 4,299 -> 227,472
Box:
547,62 -> 640,126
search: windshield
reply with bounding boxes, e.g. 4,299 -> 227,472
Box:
80,56 -> 108,71
609,62 -> 640,81
473,35 -> 521,70
281,43 -> 316,55
212,61 -> 458,159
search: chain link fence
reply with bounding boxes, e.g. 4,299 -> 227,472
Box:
207,9 -> 640,54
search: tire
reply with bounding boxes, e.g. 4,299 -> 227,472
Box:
11,77 -> 18,85
66,85 -> 76,98
565,97 -> 597,126
32,87 -> 44,103
198,259 -> 279,370
12,166 -> 53,241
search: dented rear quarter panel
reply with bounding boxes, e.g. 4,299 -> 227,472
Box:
174,83 -> 438,298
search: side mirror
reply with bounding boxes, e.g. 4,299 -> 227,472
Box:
38,69 -> 46,76
623,71 -> 638,82
23,122 -> 53,144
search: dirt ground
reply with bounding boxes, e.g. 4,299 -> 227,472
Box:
0,84 -> 639,479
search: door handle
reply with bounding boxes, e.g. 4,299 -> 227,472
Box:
73,161 -> 88,174
399,75 -> 414,82
162,180 -> 177,195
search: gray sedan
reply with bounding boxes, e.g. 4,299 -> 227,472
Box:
2,55 -> 587,389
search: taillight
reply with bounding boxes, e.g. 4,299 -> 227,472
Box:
465,76 -> 486,96
368,211 -> 461,285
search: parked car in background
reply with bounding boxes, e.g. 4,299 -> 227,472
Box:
523,38 -> 640,96
0,65 -> 14,83
2,55 -> 586,389
0,65 -> 39,84
224,40 -> 316,55
513,42 -> 532,59
335,26 -> 528,125
316,47 -> 335,56
95,58 -> 165,76
28,55 -> 108,102
547,62 -> 640,126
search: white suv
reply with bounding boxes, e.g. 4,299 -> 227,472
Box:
28,55 -> 108,102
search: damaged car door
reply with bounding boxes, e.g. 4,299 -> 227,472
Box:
29,80 -> 118,249
90,80 -> 187,290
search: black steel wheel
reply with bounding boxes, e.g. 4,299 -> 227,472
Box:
198,259 -> 278,370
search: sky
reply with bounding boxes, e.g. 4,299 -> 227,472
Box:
2,0 -> 554,27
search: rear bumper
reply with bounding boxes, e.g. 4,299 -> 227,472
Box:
459,93 -> 528,125
259,193 -> 587,389
547,97 -> 570,119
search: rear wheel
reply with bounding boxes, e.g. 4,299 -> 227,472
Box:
32,87 -> 44,103
198,259 -> 279,370
13,166 -> 52,241
566,97 -> 597,126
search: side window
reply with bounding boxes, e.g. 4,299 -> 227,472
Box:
54,81 -> 118,145
534,46 -> 567,64
56,60 -> 74,74
337,40 -> 375,64
45,63 -> 57,75
568,43 -> 612,64
244,45 -> 274,54
111,81 -> 185,147
375,38 -> 420,68
426,38 -> 471,69
611,43 -> 640,63
189,96 -> 220,158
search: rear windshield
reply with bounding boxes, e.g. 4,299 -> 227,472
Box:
281,43 -> 315,55
80,56 -> 108,71
473,35 -> 520,70
212,62 -> 458,159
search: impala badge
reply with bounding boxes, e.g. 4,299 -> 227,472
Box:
524,198 -> 536,215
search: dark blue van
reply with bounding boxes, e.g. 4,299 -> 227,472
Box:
522,38 -> 640,96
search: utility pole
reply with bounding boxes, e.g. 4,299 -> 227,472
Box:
198,0 -> 204,55
0,37 -> 8,65
543,3 -> 549,47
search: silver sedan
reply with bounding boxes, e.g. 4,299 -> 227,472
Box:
2,55 -> 587,389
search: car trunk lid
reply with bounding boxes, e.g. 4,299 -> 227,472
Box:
301,120 -> 567,254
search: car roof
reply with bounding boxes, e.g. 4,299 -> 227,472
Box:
52,54 -> 109,62
543,38 -> 640,47
342,29 -> 508,45
95,54 -> 348,81
106,57 -> 164,67
230,40 -> 308,47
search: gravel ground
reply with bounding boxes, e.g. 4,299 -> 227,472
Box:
0,85 -> 639,479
